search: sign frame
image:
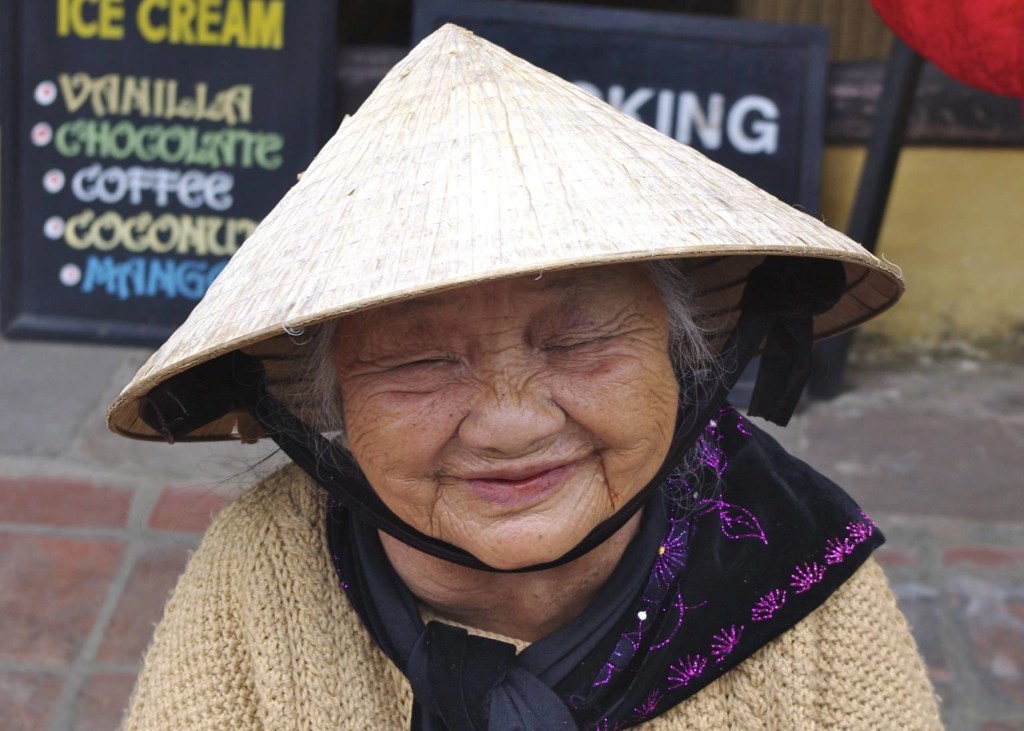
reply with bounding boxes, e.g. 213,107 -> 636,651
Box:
0,0 -> 338,346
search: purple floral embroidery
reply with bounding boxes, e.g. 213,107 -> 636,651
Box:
697,499 -> 768,545
790,562 -> 826,594
846,520 -> 873,545
664,470 -> 691,497
668,654 -> 707,689
591,662 -> 615,689
650,594 -> 707,651
631,690 -> 662,721
751,589 -> 787,621
579,408 -> 879,714
593,626 -> 644,688
652,518 -> 690,588
695,432 -> 728,477
688,412 -> 768,545
578,410 -> 885,723
587,509 -> 695,692
824,536 -> 855,565
710,624 -> 744,663
621,627 -> 644,654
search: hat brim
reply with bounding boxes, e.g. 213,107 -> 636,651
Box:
106,25 -> 904,441
107,250 -> 901,442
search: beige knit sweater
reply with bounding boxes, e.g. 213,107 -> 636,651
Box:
122,465 -> 942,730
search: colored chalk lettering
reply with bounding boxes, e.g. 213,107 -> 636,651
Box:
57,0 -> 126,40
80,254 -> 227,300
70,163 -> 235,210
53,119 -> 284,170
136,0 -> 285,49
58,72 -> 252,125
63,208 -> 256,256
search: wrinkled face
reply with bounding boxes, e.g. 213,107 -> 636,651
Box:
333,265 -> 679,570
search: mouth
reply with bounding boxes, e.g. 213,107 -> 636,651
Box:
460,460 -> 581,507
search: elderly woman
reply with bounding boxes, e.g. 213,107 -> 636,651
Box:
110,25 -> 941,730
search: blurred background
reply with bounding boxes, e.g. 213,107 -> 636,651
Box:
1,1 -> 1022,729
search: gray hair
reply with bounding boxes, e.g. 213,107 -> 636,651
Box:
284,260 -> 720,444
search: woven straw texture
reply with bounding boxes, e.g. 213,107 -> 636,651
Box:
121,466 -> 942,729
108,24 -> 903,441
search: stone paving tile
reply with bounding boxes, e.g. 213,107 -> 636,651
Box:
0,533 -> 124,664
71,672 -> 135,731
0,670 -> 63,731
890,579 -> 958,709
944,546 -> 1024,568
948,574 -> 1024,708
98,543 -> 194,664
0,338 -> 137,460
0,477 -> 132,527
978,722 -> 1024,731
875,544 -> 921,568
790,412 -> 1024,522
147,484 -> 237,533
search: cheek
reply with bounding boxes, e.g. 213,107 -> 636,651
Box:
565,345 -> 677,422
558,350 -> 678,487
341,386 -> 463,483
341,401 -> 447,526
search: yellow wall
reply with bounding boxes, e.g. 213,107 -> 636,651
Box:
821,146 -> 1024,353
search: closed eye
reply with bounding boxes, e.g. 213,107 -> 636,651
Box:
364,353 -> 463,394
388,354 -> 460,369
541,335 -> 613,352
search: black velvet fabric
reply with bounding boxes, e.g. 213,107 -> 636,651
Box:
327,408 -> 883,730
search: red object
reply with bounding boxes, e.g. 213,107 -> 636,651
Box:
870,0 -> 1024,98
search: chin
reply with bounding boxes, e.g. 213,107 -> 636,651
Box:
458,525 -> 584,572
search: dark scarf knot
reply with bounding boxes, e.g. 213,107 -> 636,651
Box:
408,622 -> 577,730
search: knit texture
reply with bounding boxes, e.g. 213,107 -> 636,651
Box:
122,465 -> 943,730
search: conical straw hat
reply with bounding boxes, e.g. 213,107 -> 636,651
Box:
108,23 -> 903,441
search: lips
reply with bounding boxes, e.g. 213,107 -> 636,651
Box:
460,460 -> 581,507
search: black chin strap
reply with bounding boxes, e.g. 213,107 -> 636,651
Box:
743,257 -> 848,425
140,257 -> 845,573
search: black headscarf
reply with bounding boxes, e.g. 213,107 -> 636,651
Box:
328,407 -> 882,730
133,257 -> 872,727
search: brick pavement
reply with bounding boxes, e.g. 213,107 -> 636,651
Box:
0,480 -> 239,731
2,478 -> 1022,730
0,354 -> 1021,730
877,516 -> 1024,729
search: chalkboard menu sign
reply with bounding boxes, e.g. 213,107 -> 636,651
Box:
414,0 -> 828,213
1,0 -> 336,345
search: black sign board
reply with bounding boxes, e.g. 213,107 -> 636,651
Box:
414,0 -> 828,213
1,0 -> 336,345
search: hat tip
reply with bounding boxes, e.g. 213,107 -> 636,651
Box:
428,22 -> 477,46
435,22 -> 472,35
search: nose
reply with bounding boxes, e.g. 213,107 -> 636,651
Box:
457,372 -> 566,456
